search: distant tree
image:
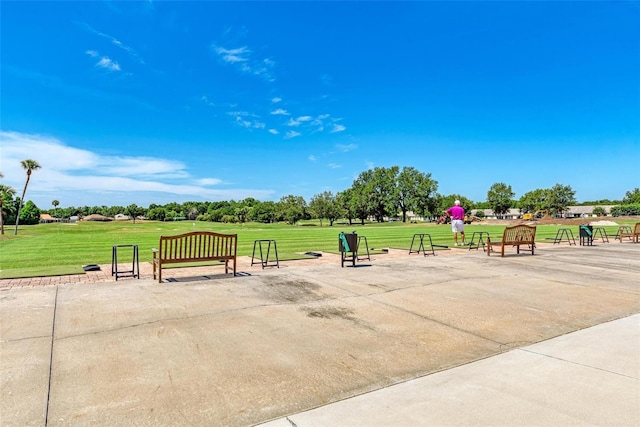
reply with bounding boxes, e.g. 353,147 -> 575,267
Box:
309,191 -> 332,227
52,200 -> 59,218
278,195 -> 307,225
546,184 -> 576,216
0,183 -> 17,235
397,166 -> 438,222
19,200 -> 41,225
336,189 -> 356,225
592,206 -> 607,216
14,159 -> 41,235
517,189 -> 548,213
487,182 -> 515,218
147,207 -> 167,221
234,206 -> 250,224
124,204 -> 145,223
622,188 -> 640,204
368,166 -> 399,222
249,201 -> 277,223
349,173 -> 374,225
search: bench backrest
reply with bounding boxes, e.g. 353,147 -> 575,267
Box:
157,231 -> 237,262
502,224 -> 536,243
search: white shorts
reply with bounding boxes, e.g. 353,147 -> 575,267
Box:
451,219 -> 464,233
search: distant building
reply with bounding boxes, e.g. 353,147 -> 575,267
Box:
114,213 -> 130,221
39,213 -> 61,223
83,214 -> 112,222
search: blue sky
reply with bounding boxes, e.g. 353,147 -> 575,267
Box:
1,1 -> 638,209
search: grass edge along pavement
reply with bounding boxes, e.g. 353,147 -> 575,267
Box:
0,218 -> 633,279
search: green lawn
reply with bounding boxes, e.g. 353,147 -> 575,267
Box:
0,219 -> 633,279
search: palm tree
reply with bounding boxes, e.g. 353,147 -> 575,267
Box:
14,159 -> 41,235
52,199 -> 60,218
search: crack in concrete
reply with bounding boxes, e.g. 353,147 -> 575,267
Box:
45,285 -> 58,427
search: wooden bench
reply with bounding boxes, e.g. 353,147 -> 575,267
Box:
618,223 -> 640,243
152,231 -> 237,283
487,224 -> 536,257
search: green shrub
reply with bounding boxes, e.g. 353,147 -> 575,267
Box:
610,204 -> 640,216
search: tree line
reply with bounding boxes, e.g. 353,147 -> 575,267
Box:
2,161 -> 640,235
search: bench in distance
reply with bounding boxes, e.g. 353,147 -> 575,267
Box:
152,231 -> 237,283
487,224 -> 537,257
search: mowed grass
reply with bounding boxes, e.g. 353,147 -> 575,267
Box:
0,219 -> 631,279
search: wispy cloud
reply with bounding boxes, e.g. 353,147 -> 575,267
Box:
97,57 -> 121,71
212,44 -> 275,81
200,95 -> 215,107
336,143 -> 357,152
271,108 -> 290,116
331,124 -> 346,133
285,130 -> 301,139
227,111 -> 264,129
308,155 -> 317,161
196,178 -> 223,186
327,163 -> 341,169
79,23 -> 144,64
213,46 -> 250,63
271,97 -> 282,103
86,50 -> 121,72
268,129 -> 279,135
0,131 -> 273,206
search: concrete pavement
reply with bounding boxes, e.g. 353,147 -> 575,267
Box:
1,242 -> 639,426
260,314 -> 639,426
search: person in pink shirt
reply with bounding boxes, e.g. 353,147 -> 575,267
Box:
445,200 -> 466,246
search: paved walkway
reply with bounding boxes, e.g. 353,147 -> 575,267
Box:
1,242 -> 639,426
260,314 -> 640,426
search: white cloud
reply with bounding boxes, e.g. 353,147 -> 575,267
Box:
268,129 -> 279,135
213,46 -> 250,63
297,116 -> 312,122
271,108 -> 290,116
331,124 -> 346,133
86,50 -> 98,57
227,111 -> 265,129
285,130 -> 301,139
96,57 -> 121,71
196,178 -> 224,186
212,44 -> 274,81
200,95 -> 215,106
271,97 -> 282,103
328,163 -> 341,169
80,23 -> 144,64
336,143 -> 357,152
308,155 -> 317,161
0,131 -> 273,207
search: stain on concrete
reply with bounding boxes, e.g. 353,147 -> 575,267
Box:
302,305 -> 375,330
259,277 -> 325,303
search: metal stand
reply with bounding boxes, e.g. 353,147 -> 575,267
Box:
357,236 -> 371,261
251,240 -> 279,269
592,227 -> 609,243
547,229 -> 576,245
468,231 -> 490,252
409,233 -> 436,256
111,244 -> 139,280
